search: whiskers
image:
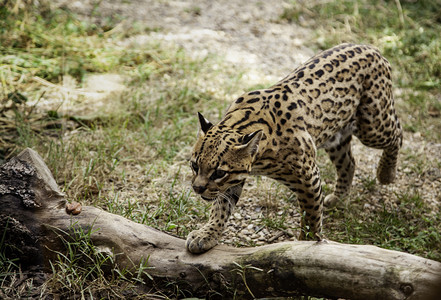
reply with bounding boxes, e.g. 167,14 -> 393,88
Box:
216,191 -> 236,209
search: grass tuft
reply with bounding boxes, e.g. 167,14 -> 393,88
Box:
47,223 -> 160,298
326,190 -> 441,261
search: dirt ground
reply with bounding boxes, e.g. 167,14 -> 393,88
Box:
54,0 -> 440,245
61,0 -> 314,80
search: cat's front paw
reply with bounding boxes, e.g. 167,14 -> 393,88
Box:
186,229 -> 218,254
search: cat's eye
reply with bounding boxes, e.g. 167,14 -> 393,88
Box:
191,161 -> 199,173
210,169 -> 227,180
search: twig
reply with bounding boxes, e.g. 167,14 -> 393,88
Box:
26,91 -> 46,118
268,231 -> 285,243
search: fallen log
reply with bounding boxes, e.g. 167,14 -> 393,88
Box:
1,148 -> 440,299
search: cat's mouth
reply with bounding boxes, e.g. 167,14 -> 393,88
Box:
201,195 -> 216,201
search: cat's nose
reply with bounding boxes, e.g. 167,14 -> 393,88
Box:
193,185 -> 207,194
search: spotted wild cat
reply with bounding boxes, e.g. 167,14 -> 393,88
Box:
186,43 -> 402,253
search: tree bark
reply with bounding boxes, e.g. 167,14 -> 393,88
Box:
1,148 -> 440,299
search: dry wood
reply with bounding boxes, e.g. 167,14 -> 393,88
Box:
1,148 -> 440,299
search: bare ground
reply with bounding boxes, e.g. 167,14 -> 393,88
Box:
53,0 -> 440,246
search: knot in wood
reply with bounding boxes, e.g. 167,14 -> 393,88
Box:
400,283 -> 413,296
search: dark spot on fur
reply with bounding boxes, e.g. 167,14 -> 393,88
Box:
235,97 -> 244,104
315,69 -> 324,78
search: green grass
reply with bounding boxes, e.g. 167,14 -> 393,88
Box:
326,190 -> 441,261
104,174 -> 208,237
0,2 -> 168,84
0,219 -> 20,286
47,223 -> 161,299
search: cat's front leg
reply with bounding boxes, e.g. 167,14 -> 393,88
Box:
296,162 -> 324,241
186,183 -> 243,253
283,160 -> 324,241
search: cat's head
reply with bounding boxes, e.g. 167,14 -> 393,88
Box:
190,112 -> 262,201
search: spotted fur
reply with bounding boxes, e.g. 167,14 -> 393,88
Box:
186,43 -> 403,253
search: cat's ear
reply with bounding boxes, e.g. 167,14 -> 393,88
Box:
238,130 -> 263,157
197,112 -> 213,136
